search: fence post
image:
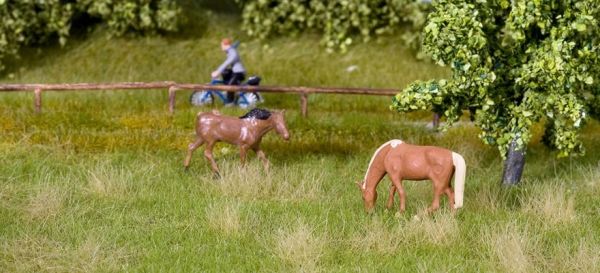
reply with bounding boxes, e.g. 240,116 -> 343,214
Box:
168,86 -> 178,114
34,88 -> 42,113
300,92 -> 308,117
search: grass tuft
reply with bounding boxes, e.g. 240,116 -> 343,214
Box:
411,212 -> 459,245
211,161 -> 324,201
521,182 -> 577,225
271,221 -> 326,272
0,235 -> 129,273
85,163 -> 132,199
484,222 -> 535,273
25,187 -> 64,221
351,217 -> 402,254
551,240 -> 600,272
351,212 -> 458,255
205,200 -> 243,236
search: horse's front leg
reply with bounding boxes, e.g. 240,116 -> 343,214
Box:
385,185 -> 396,210
389,175 -> 406,213
253,146 -> 270,172
204,142 -> 220,177
184,138 -> 204,171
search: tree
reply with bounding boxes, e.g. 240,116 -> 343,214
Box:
391,0 -> 600,185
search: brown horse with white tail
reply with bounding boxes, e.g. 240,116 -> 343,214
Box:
357,140 -> 466,213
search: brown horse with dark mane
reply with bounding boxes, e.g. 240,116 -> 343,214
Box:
184,108 -> 290,176
357,140 -> 466,214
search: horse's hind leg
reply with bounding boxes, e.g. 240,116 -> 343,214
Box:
184,138 -> 204,170
427,179 -> 445,214
445,187 -> 456,213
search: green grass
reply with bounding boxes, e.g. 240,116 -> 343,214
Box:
1,11 -> 600,273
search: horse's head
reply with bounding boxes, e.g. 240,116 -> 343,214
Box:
356,180 -> 375,213
270,110 -> 290,141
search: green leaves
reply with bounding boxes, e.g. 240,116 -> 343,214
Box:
78,0 -> 181,36
391,0 -> 600,159
0,0 -> 181,71
237,0 -> 430,53
0,0 -> 72,71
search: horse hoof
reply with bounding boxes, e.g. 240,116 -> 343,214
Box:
213,172 -> 222,180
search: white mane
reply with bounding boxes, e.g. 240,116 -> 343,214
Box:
362,139 -> 403,189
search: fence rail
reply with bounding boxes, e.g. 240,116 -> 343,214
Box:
0,82 -> 399,117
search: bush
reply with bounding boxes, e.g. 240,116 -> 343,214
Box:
0,0 -> 181,72
236,0 -> 430,53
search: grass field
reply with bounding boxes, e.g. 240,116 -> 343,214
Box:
1,7 -> 600,273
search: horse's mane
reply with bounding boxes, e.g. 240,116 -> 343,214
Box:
239,108 -> 271,120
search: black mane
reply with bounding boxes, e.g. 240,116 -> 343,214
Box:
239,108 -> 272,120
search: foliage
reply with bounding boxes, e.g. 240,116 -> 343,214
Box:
0,0 -> 71,71
76,0 -> 181,35
236,0 -> 431,53
0,0 -> 181,71
391,0 -> 600,159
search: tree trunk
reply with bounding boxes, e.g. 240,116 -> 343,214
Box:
432,113 -> 440,128
502,138 -> 526,185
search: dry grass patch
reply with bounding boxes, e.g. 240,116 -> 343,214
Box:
351,217 -> 402,254
410,212 -> 459,245
25,187 -> 64,221
0,181 -> 19,209
473,182 -> 504,212
579,163 -> 600,194
483,222 -> 537,273
205,200 -> 242,236
0,235 -> 129,273
85,164 -> 134,199
352,212 -> 458,254
549,239 -> 600,272
271,221 -> 327,272
214,162 -> 323,201
521,183 -> 577,225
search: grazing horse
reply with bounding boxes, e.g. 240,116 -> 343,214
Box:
357,140 -> 466,213
184,108 -> 290,175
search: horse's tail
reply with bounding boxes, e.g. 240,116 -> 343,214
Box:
451,152 -> 466,209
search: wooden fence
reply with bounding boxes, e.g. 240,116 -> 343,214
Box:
0,82 -> 399,117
